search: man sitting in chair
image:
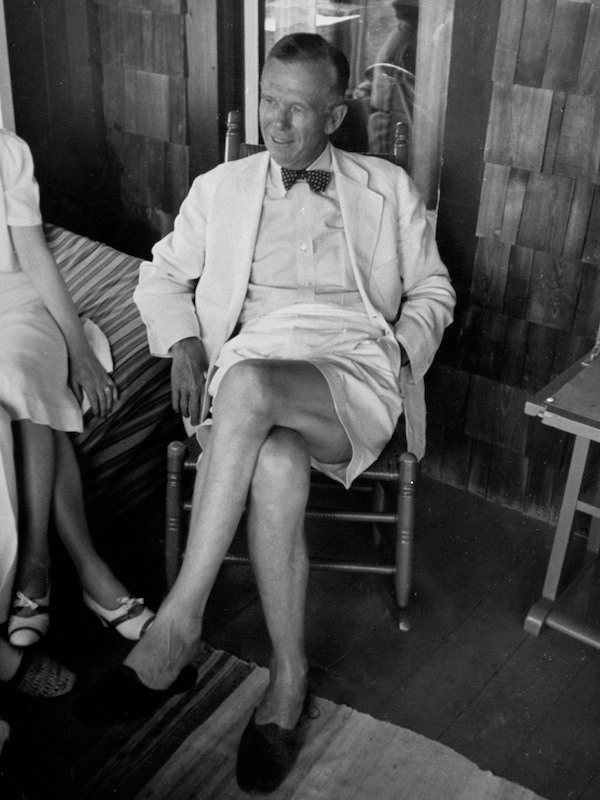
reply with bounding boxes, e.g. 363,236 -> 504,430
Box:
78,32 -> 455,793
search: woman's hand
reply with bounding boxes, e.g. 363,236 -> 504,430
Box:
9,224 -> 119,419
69,347 -> 119,418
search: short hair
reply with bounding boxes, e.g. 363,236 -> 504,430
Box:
266,33 -> 350,99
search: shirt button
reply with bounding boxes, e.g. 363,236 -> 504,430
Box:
300,243 -> 307,252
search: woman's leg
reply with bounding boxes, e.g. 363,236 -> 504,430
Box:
11,420 -> 55,597
0,407 -> 18,623
51,430 -> 132,608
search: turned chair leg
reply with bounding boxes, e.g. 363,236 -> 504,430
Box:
395,453 -> 418,631
165,440 -> 187,590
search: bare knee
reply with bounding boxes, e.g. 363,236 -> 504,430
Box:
213,360 -> 277,423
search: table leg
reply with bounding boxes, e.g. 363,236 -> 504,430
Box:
524,434 -> 591,636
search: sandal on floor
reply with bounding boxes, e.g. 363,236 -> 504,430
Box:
3,651 -> 76,699
82,593 -> 155,641
8,588 -> 51,648
73,663 -> 198,725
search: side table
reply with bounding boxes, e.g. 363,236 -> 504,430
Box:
524,350 -> 600,649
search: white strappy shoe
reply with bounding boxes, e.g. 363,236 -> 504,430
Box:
8,587 -> 51,648
82,593 -> 155,640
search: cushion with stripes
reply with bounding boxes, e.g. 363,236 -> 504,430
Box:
46,224 -> 183,530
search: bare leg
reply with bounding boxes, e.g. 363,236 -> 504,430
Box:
51,430 -> 131,607
247,427 -> 310,729
124,359 -> 351,690
0,407 -> 18,623
12,420 -> 54,597
12,423 -> 130,605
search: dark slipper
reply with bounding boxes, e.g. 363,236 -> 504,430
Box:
236,695 -> 314,794
72,663 -> 197,725
2,651 -> 76,699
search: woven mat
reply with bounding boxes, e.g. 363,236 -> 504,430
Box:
50,645 -> 547,800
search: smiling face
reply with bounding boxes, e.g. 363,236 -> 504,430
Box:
259,57 -> 347,170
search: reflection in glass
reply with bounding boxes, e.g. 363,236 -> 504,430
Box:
263,1 -> 419,167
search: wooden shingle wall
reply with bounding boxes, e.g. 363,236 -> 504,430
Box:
5,0 -> 243,257
425,0 -> 600,522
6,0 -> 598,521
95,0 -> 189,244
4,0 -> 109,239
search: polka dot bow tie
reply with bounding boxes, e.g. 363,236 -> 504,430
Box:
281,167 -> 331,193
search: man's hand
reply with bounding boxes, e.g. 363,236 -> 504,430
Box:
170,338 -> 207,426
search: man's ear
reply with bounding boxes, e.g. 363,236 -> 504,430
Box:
326,102 -> 348,135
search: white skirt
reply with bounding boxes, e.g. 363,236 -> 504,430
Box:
203,303 -> 404,487
0,272 -> 82,432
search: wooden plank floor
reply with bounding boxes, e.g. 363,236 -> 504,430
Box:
3,474 -> 600,800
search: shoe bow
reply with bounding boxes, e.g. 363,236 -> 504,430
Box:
14,592 -> 41,611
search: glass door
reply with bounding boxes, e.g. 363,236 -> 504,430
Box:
263,0 -> 417,167
243,0 -> 454,210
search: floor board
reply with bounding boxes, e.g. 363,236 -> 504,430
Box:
3,474 -> 600,800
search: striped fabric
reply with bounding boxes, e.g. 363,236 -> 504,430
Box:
45,224 -> 183,529
47,644 -> 255,799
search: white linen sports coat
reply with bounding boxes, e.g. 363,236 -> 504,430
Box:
134,145 -> 456,459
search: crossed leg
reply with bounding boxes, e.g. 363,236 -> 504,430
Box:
247,426 -> 311,728
123,358 -> 351,727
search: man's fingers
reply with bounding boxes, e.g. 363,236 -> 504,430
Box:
187,394 -> 201,426
171,359 -> 204,423
172,387 -> 201,424
172,386 -> 188,417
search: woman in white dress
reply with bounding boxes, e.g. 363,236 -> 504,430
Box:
0,129 -> 154,649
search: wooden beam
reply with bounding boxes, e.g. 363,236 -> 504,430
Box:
0,0 -> 15,130
244,0 -> 261,144
411,0 -> 455,212
186,0 -> 219,176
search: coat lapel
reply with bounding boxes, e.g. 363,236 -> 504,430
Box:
331,147 -> 384,281
212,152 -> 270,316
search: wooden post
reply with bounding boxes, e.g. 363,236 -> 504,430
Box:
224,109 -> 242,163
165,440 -> 187,591
186,0 -> 220,176
395,452 -> 418,631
